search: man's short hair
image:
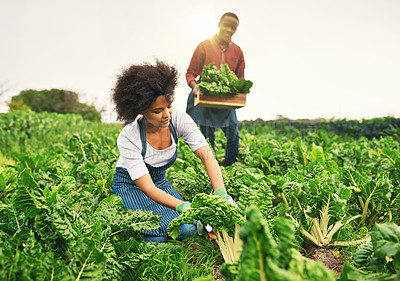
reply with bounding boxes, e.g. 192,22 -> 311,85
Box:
220,12 -> 239,23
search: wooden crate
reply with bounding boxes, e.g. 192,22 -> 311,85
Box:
194,93 -> 246,109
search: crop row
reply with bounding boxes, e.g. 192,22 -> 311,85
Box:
1,110 -> 399,280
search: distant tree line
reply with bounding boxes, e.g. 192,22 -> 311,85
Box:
8,89 -> 101,121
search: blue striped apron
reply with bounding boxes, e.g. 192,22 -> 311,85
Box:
111,118 -> 184,236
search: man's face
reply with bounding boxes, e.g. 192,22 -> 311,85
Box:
218,15 -> 239,44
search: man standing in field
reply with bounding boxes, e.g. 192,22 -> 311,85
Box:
185,12 -> 245,167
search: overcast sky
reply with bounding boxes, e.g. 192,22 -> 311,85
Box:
1,0 -> 399,123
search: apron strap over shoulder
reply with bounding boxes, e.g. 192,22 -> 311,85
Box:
139,117 -> 147,158
139,117 -> 178,158
169,121 -> 178,144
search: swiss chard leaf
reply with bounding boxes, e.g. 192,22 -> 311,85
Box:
198,63 -> 253,96
12,168 -> 48,218
229,206 -> 337,281
69,237 -> 107,279
371,223 -> 400,258
167,193 -> 245,239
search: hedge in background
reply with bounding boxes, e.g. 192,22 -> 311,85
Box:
8,88 -> 101,122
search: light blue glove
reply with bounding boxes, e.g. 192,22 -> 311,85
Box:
193,219 -> 204,236
213,187 -> 238,208
176,201 -> 191,213
176,202 -> 204,235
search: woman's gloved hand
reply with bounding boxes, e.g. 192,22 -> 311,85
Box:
193,219 -> 204,236
176,201 -> 204,235
176,201 -> 191,213
213,187 -> 238,208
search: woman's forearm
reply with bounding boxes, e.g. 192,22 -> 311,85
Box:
195,146 -> 224,191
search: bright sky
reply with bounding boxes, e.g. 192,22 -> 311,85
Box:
1,0 -> 399,123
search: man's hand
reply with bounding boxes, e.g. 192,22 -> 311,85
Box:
192,86 -> 200,98
189,81 -> 200,98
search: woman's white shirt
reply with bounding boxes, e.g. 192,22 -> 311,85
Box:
115,109 -> 208,181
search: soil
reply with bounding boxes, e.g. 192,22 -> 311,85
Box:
212,261 -> 225,281
300,244 -> 346,278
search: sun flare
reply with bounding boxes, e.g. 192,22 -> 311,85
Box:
191,13 -> 216,39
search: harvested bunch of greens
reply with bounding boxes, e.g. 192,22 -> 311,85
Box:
167,193 -> 245,240
198,63 -> 253,96
168,193 -> 245,263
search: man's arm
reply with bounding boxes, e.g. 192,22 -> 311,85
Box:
235,50 -> 245,79
186,43 -> 206,91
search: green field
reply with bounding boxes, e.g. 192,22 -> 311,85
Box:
1,110 -> 400,280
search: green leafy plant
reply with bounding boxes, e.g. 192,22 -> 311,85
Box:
278,164 -> 361,247
222,166 -> 274,216
343,168 -> 395,228
352,222 -> 400,277
2,110 -> 400,279
198,63 -> 253,96
168,193 -> 245,240
221,205 -> 337,281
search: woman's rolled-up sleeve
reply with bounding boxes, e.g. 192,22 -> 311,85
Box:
174,110 -> 208,152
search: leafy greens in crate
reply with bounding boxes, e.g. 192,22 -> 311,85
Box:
198,63 -> 253,96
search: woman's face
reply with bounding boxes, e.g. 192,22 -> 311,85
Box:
142,95 -> 173,130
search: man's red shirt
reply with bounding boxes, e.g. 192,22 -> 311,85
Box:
186,35 -> 245,86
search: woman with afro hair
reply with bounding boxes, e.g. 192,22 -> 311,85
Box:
111,60 -> 236,243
